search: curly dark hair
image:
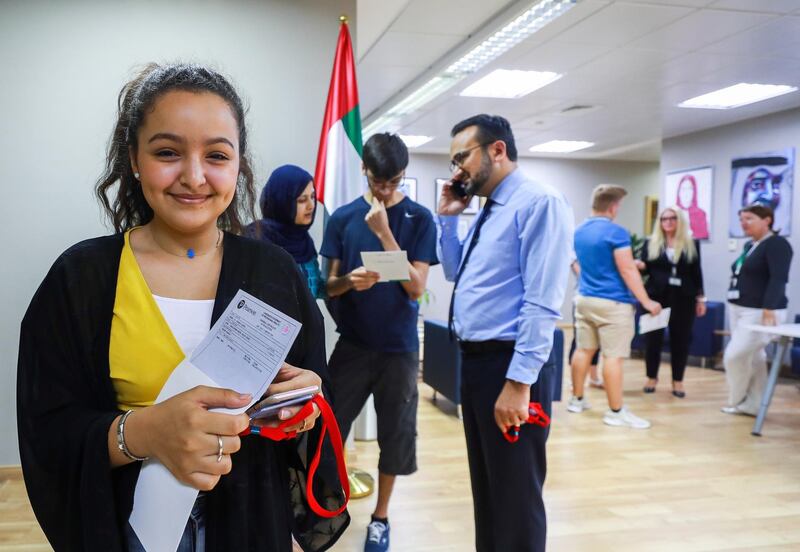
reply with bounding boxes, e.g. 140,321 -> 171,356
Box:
95,63 -> 256,233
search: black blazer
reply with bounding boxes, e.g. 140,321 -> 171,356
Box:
640,239 -> 704,300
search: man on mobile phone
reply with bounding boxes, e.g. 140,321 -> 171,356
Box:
437,114 -> 572,552
320,133 -> 438,552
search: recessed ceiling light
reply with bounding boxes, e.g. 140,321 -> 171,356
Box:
678,83 -> 798,110
460,69 -> 562,99
529,140 -> 594,153
399,135 -> 434,148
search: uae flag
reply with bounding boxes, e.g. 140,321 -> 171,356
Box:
314,19 -> 363,215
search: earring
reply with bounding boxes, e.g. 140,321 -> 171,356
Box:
134,172 -> 140,179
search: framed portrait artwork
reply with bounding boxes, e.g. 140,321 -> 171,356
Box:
664,166 -> 713,240
729,148 -> 794,237
435,178 -> 480,214
399,177 -> 417,202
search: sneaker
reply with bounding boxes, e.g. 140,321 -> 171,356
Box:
603,407 -> 651,429
567,396 -> 591,413
588,378 -> 605,389
721,405 -> 757,417
364,519 -> 390,552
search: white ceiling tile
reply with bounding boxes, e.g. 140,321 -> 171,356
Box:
622,0 -> 715,6
549,2 -> 693,47
709,0 -> 800,13
654,52 -> 749,86
574,47 -> 682,79
360,31 -> 463,68
700,56 -> 800,86
628,8 -> 775,51
356,0 -> 411,60
507,40 -> 615,73
390,0 -> 514,36
359,65 -> 420,116
700,15 -> 800,58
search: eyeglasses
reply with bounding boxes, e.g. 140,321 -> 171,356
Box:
449,143 -> 488,173
660,216 -> 678,222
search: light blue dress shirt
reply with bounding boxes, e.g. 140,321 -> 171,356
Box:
437,169 -> 574,385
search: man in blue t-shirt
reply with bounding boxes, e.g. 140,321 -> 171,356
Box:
320,133 -> 438,552
570,185 -> 661,429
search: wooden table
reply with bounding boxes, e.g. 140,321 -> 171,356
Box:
742,323 -> 800,436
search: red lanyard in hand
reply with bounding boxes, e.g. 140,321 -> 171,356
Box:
503,402 -> 550,443
240,394 -> 350,518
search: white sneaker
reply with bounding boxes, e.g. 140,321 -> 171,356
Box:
721,405 -> 757,417
603,407 -> 651,429
567,396 -> 590,413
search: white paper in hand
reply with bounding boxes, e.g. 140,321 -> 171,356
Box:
129,290 -> 301,552
639,307 -> 671,334
361,251 -> 410,282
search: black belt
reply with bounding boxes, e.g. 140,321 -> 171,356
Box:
458,340 -> 515,354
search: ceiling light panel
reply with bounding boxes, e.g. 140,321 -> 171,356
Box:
529,140 -> 594,153
399,135 -> 434,148
460,69 -> 562,98
678,83 -> 798,110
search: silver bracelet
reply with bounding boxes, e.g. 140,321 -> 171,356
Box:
116,410 -> 149,462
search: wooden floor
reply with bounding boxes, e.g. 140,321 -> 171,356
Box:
2,360 -> 799,551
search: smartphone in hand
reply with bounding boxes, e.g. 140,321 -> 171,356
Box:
450,177 -> 468,198
247,385 -> 320,420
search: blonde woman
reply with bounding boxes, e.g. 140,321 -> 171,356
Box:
635,207 -> 706,397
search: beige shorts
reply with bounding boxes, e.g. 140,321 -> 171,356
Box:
574,295 -> 635,359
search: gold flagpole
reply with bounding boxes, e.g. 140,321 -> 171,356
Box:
338,10 -> 374,500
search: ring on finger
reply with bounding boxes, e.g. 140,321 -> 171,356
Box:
216,435 -> 223,463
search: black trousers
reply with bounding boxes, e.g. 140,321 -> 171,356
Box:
644,294 -> 696,382
460,349 -> 555,552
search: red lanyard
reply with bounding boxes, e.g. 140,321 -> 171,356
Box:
503,402 -> 550,443
240,394 -> 350,518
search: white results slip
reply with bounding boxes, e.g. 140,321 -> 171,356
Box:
361,250 -> 410,282
129,290 -> 301,552
638,307 -> 671,335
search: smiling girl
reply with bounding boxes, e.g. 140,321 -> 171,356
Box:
17,63 -> 348,552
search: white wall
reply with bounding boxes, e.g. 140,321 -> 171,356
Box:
407,153 -> 660,323
662,107 -> 800,320
0,0 -> 355,466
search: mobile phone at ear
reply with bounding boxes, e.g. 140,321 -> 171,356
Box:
450,178 -> 468,198
247,385 -> 319,420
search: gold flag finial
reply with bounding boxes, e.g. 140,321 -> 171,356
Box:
340,15 -> 348,24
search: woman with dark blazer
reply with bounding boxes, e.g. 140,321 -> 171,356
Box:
636,206 -> 706,397
722,204 -> 792,416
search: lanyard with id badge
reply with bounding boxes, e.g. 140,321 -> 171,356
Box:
666,248 -> 682,287
728,241 -> 758,300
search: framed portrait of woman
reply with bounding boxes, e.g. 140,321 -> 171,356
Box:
664,166 -> 713,240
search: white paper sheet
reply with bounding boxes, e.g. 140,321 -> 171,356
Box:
360,250 -> 410,282
129,290 -> 301,552
638,307 -> 671,335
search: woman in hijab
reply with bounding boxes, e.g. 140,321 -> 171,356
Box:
246,165 -> 325,299
675,174 -> 709,239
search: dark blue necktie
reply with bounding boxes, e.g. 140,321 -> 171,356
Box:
448,199 -> 495,340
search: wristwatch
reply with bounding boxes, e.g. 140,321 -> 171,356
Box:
696,296 -> 707,303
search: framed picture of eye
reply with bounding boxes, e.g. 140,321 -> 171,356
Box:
435,178 -> 480,214
399,177 -> 417,201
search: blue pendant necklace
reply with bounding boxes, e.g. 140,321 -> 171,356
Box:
154,229 -> 223,259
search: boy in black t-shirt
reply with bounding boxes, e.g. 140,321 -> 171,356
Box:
321,133 -> 438,552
